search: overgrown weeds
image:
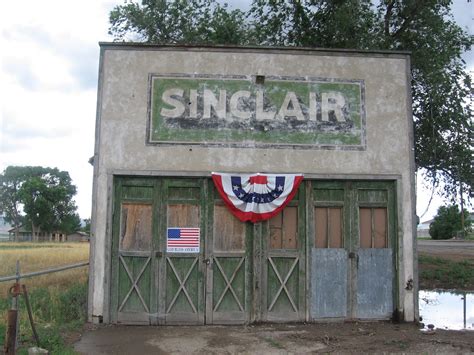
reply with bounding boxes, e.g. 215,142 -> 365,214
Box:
0,282 -> 88,354
0,242 -> 89,354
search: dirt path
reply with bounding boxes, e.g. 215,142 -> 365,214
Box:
74,322 -> 474,354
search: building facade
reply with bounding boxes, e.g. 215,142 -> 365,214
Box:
89,43 -> 417,324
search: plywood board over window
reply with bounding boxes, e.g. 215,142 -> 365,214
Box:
120,203 -> 152,251
269,207 -> 298,249
213,205 -> 245,252
359,207 -> 388,248
314,207 -> 343,248
168,204 -> 200,227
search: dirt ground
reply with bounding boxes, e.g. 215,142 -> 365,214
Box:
74,241 -> 474,354
418,239 -> 474,261
74,322 -> 474,354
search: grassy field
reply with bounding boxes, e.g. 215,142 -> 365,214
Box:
0,242 -> 89,297
418,254 -> 474,290
0,242 -> 89,354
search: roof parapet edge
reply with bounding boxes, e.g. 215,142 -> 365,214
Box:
98,42 -> 411,57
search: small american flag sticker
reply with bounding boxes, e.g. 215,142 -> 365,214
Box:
167,227 -> 200,253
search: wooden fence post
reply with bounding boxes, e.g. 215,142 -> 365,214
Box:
4,309 -> 18,354
4,260 -> 21,354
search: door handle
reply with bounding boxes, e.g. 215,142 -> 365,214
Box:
203,258 -> 212,265
348,252 -> 359,268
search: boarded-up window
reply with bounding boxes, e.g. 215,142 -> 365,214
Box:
315,207 -> 343,248
168,204 -> 200,228
269,207 -> 298,249
120,203 -> 152,251
213,205 -> 245,251
359,207 -> 387,248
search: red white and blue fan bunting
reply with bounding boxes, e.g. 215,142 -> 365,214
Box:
212,172 -> 303,223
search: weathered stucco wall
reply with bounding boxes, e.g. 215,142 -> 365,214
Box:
90,44 -> 416,322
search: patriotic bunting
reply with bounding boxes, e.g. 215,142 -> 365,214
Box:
212,172 -> 303,223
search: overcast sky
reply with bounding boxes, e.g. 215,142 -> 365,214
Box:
0,0 -> 472,220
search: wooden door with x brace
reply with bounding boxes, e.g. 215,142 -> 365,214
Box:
111,177 -> 253,324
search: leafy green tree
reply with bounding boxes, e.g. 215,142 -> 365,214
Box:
0,166 -> 79,241
60,213 -> 82,235
108,0 -> 473,199
109,0 -> 253,44
429,205 -> 471,240
248,0 -> 472,198
0,166 -> 27,241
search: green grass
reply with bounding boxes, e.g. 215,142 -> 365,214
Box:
418,255 -> 446,265
419,255 -> 474,290
0,281 -> 87,354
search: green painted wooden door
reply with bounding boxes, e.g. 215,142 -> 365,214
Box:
111,178 -> 158,324
111,177 -> 397,324
309,181 -> 397,320
352,182 -> 397,319
260,187 -> 306,322
206,184 -> 252,324
310,181 -> 350,319
159,178 -> 206,324
112,177 -> 253,325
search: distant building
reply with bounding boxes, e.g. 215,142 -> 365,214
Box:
417,218 -> 434,238
8,225 -> 33,241
67,231 -> 90,242
8,225 -> 67,242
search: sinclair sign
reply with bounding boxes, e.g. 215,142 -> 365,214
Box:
148,74 -> 365,149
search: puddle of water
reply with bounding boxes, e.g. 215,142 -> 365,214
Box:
419,290 -> 474,331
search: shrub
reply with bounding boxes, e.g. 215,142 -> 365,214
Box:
429,205 -> 470,240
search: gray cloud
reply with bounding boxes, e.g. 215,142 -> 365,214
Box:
2,59 -> 41,91
451,1 -> 473,70
0,126 -> 71,155
1,108 -> 72,142
0,135 -> 29,153
2,24 -> 54,46
62,45 -> 100,90
450,1 -> 472,30
3,24 -> 100,92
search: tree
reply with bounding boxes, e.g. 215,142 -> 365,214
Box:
248,0 -> 472,200
0,166 -> 27,241
0,166 -> 79,241
60,213 -> 82,235
429,205 -> 471,240
109,0 -> 253,45
108,0 -> 473,201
